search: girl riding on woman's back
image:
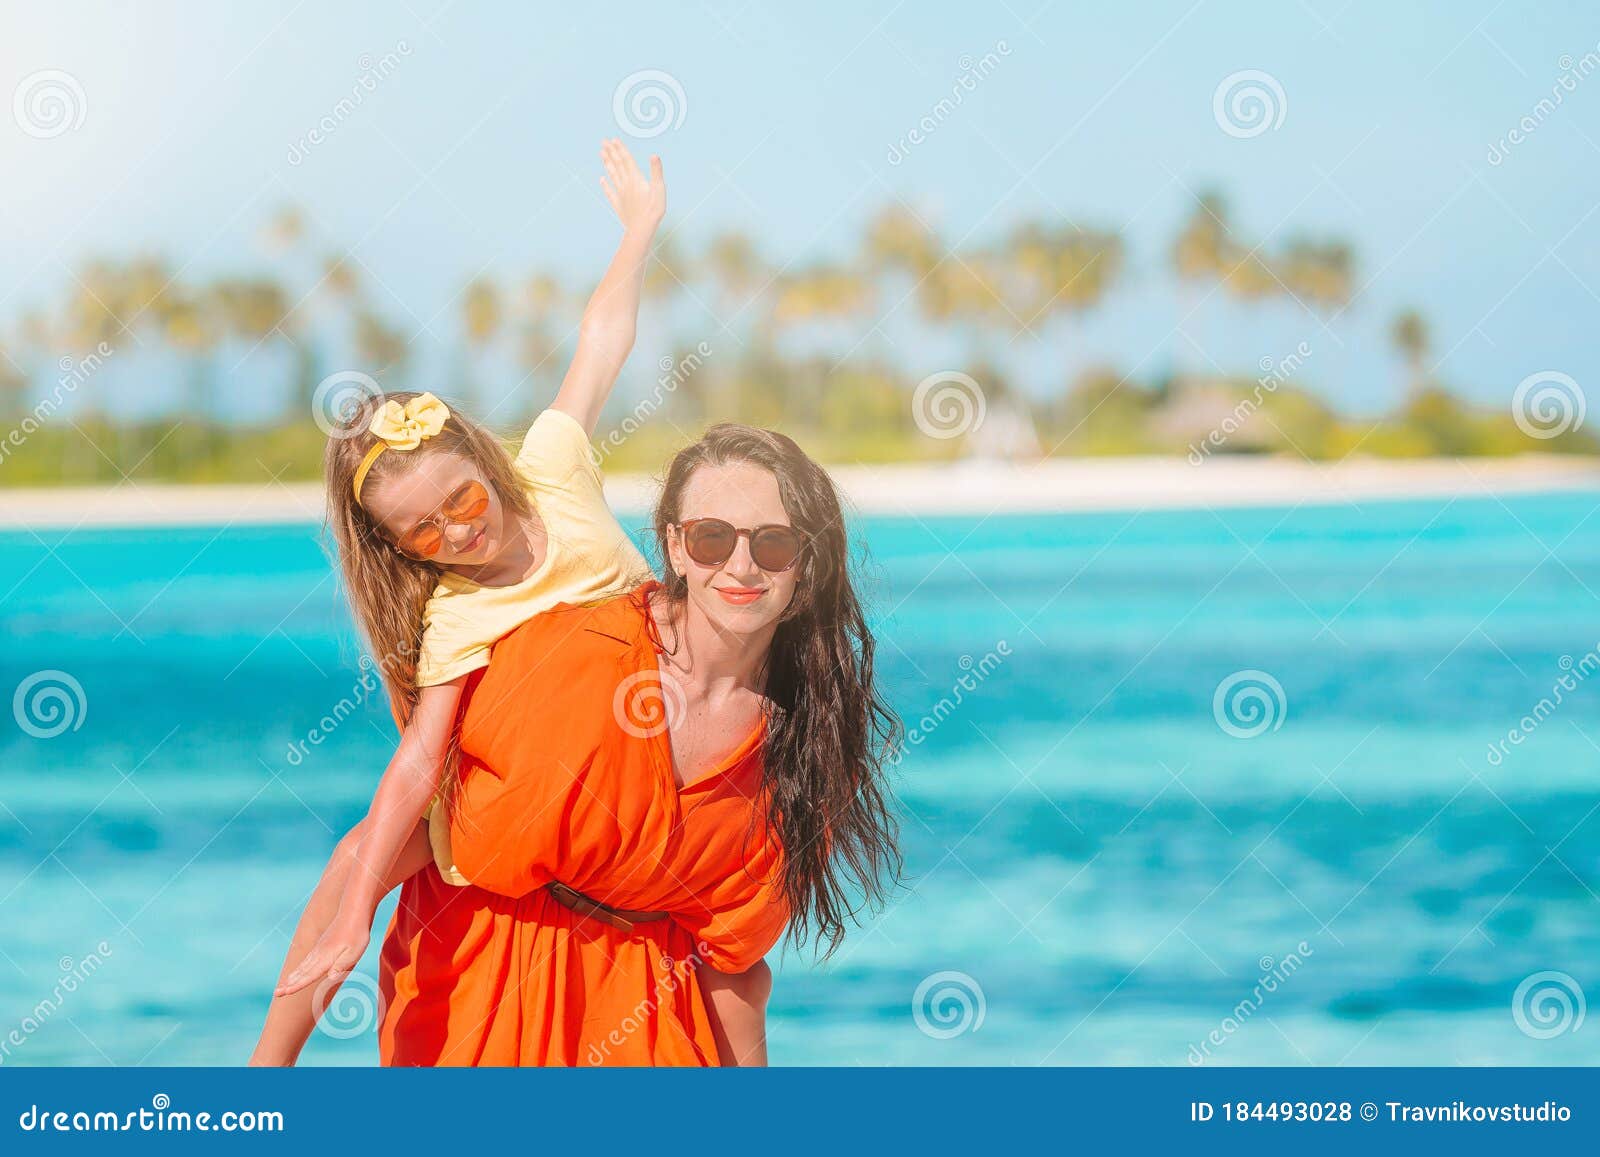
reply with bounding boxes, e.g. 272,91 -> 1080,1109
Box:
250,141 -> 773,1067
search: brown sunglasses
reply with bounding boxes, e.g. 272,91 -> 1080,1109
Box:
396,480 -> 490,558
677,518 -> 803,573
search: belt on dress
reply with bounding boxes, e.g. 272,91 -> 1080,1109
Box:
545,881 -> 670,933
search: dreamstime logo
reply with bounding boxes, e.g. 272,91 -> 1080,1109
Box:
1212,70 -> 1287,139
0,941 -> 112,1066
885,40 -> 1012,165
1187,940 -> 1314,1064
13,70 -> 87,139
13,670 -> 86,739
585,941 -> 711,1065
912,971 -> 985,1039
313,971 -> 384,1040
1511,370 -> 1584,439
612,70 -> 687,139
912,371 -> 986,440
284,645 -> 411,767
612,669 -> 686,739
1188,341 -> 1313,463
1212,670 -> 1286,738
1512,971 -> 1586,1039
286,42 -> 412,165
1485,647 -> 1600,767
311,370 -> 385,437
0,342 -> 114,469
1487,46 -> 1600,166
591,341 -> 712,464
894,641 -> 1012,765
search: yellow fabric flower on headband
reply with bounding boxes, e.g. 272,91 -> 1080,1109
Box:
352,392 -> 451,504
368,393 -> 449,450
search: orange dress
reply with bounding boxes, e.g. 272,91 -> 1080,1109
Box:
377,583 -> 788,1066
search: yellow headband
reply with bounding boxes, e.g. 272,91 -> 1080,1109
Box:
352,393 -> 451,505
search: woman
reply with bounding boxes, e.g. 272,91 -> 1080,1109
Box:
378,423 -> 902,1065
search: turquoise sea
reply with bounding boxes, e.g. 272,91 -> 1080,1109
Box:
3,494 -> 1599,1066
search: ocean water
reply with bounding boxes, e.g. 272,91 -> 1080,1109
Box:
3,493 -> 1600,1066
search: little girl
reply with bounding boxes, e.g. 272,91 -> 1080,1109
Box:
250,141 -> 773,1067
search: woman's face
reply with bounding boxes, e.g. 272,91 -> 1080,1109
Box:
366,451 -> 508,567
668,461 -> 799,636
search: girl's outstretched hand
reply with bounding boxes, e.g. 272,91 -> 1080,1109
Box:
275,917 -> 370,998
599,137 -> 665,239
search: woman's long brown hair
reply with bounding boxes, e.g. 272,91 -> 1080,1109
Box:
653,423 -> 903,958
323,390 -> 531,732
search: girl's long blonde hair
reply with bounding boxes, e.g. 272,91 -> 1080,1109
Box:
323,389 -> 532,728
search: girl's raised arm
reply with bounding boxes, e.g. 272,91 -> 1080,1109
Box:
551,139 -> 666,436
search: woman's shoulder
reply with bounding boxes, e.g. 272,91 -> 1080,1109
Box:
493,581 -> 657,659
462,583 -> 659,731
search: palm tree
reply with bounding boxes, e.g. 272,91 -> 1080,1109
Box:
511,274 -> 564,421
0,343 -> 26,421
1171,191 -> 1232,383
1006,223 -> 1122,442
253,205 -> 322,427
863,205 -> 938,279
460,277 -> 503,411
355,310 -> 409,383
1390,309 -> 1429,403
771,264 -> 876,425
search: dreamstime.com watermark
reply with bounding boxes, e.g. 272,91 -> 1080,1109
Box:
283,644 -> 411,767
1187,940 -> 1314,1064
585,941 -> 711,1064
1511,370 -> 1585,439
1512,970 -> 1586,1039
1188,341 -> 1312,463
17,1095 -> 282,1134
287,43 -> 413,166
1212,669 -> 1286,738
912,370 -> 987,440
310,369 -> 385,437
311,971 -> 385,1040
612,69 -> 686,138
894,641 -> 1012,764
13,69 -> 86,139
1485,647 -> 1600,766
611,668 -> 687,740
1212,70 -> 1286,139
1488,45 -> 1600,166
912,970 -> 986,1039
0,942 -> 113,1065
12,670 -> 87,739
886,41 -> 1012,165
0,343 -> 115,468
591,341 -> 711,465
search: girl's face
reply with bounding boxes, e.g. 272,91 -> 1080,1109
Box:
365,451 -> 509,568
667,461 -> 800,637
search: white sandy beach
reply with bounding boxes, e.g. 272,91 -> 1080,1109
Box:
2,455 -> 1598,530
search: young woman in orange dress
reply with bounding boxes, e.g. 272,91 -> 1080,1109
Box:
250,142 -> 801,1065
376,424 -> 903,1065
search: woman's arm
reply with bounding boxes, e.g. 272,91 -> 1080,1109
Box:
551,138 -> 666,436
249,818 -> 433,1065
274,677 -> 465,997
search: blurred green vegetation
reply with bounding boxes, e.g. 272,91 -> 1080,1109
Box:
0,191 -> 1593,487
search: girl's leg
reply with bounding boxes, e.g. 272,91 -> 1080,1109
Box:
700,958 -> 773,1066
248,818 -> 433,1065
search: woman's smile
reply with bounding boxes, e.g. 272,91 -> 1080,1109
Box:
715,584 -> 766,606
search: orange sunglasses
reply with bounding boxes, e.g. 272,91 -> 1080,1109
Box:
395,480 -> 490,558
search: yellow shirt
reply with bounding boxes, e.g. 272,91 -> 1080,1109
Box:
414,407 -> 654,687
416,407 -> 654,884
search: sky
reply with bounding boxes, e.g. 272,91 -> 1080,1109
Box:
2,0 -> 1598,419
